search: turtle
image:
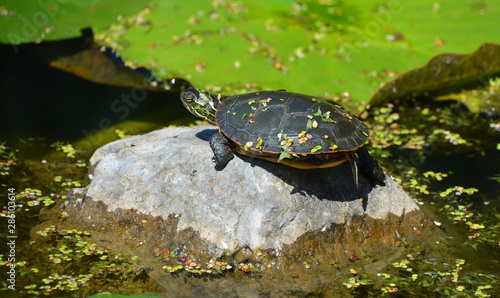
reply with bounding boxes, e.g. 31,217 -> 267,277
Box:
180,87 -> 385,187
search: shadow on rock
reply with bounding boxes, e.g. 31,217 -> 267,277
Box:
197,128 -> 374,204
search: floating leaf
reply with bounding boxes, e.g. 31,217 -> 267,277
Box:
278,151 -> 292,162
312,107 -> 322,117
310,145 -> 322,153
370,43 -> 500,108
256,137 -> 263,149
307,119 -> 318,129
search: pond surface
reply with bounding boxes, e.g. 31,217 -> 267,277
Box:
0,44 -> 499,297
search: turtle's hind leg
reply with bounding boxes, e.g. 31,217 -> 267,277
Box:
209,131 -> 234,170
357,146 -> 386,186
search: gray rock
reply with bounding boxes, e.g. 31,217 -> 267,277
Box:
87,125 -> 419,252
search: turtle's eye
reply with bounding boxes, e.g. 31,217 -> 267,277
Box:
181,91 -> 196,102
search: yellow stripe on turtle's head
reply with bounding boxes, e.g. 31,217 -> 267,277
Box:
180,87 -> 219,124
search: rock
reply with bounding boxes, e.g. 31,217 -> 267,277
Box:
86,125 -> 422,253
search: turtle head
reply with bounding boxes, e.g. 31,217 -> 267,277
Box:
180,87 -> 220,124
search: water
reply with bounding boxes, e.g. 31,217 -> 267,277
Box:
0,43 -> 499,296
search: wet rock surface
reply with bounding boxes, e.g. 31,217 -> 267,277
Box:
86,125 -> 422,253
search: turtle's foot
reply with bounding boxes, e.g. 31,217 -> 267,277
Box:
209,131 -> 234,170
212,154 -> 234,170
357,146 -> 386,187
371,160 -> 386,186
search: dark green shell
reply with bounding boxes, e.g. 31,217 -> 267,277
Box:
216,91 -> 369,159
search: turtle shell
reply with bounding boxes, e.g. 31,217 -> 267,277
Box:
216,91 -> 369,164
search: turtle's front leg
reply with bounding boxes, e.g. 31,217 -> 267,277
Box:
209,131 -> 234,169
